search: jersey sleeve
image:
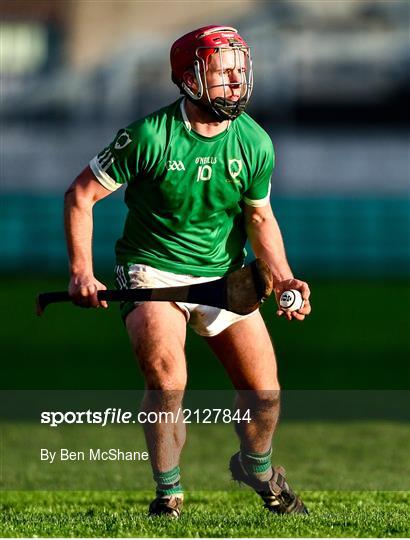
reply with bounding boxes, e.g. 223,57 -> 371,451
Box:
242,136 -> 275,207
89,120 -> 165,191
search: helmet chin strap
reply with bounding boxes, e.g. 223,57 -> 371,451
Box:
211,96 -> 248,120
183,92 -> 241,122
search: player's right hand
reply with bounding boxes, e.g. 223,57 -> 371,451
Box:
68,274 -> 108,309
274,278 -> 311,321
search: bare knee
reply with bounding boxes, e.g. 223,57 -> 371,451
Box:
141,352 -> 187,391
131,334 -> 187,391
132,339 -> 187,390
141,355 -> 186,414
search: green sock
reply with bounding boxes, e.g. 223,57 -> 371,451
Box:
240,447 -> 273,482
153,466 -> 183,497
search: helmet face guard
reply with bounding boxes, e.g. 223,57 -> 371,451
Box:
183,45 -> 253,120
171,26 -> 254,121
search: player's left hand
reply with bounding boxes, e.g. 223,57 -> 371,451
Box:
274,278 -> 311,321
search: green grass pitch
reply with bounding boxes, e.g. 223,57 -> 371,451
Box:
1,422 -> 409,537
2,490 -> 409,538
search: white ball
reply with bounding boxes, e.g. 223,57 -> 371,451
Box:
279,289 -> 304,312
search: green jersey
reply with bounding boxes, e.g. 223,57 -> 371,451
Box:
90,98 -> 274,276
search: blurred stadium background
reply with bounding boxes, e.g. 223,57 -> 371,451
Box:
1,0 -> 409,391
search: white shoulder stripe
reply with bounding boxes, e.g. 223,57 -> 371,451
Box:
98,148 -> 111,160
99,149 -> 114,169
102,156 -> 114,172
89,157 -> 122,192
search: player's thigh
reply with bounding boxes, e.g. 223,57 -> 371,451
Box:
205,311 -> 279,390
126,302 -> 187,389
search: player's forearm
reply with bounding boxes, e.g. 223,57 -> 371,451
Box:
246,209 -> 293,285
64,189 -> 95,276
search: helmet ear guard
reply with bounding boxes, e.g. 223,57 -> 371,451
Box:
181,60 -> 204,100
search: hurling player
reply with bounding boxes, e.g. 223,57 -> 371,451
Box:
64,25 -> 311,517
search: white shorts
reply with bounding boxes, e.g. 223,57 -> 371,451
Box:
115,263 -> 258,337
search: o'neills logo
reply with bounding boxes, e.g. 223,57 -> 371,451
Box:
195,156 -> 217,165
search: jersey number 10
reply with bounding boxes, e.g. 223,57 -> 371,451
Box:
196,165 -> 213,182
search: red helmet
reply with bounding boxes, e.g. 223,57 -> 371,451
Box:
170,25 -> 253,120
